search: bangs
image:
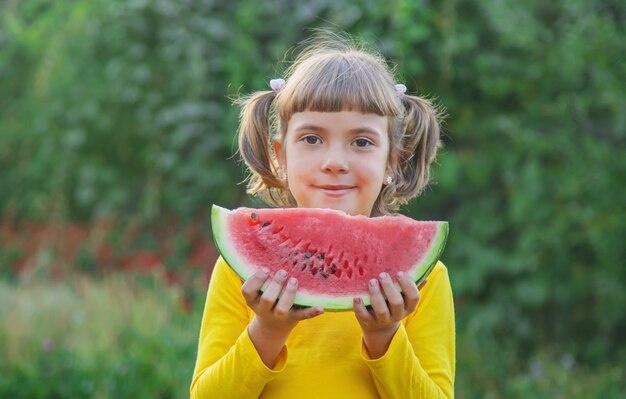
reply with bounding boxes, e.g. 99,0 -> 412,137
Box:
276,51 -> 402,122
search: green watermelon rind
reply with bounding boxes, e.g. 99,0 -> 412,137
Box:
211,205 -> 448,311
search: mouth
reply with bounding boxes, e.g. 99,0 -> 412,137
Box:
315,185 -> 356,197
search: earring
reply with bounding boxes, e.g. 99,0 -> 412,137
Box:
386,175 -> 393,185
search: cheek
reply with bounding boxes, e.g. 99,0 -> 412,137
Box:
285,152 -> 306,174
285,144 -> 316,168
364,152 -> 389,177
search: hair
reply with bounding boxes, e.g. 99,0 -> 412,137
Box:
236,32 -> 444,216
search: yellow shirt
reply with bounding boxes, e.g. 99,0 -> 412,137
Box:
190,257 -> 455,399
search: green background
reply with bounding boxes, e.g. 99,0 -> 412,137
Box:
1,0 -> 625,397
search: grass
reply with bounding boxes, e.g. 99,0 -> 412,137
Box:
455,328 -> 626,398
0,272 -> 202,399
0,272 -> 623,398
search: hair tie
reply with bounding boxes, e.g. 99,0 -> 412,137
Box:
395,84 -> 407,99
270,79 -> 286,94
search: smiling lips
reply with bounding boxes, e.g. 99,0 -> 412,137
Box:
316,185 -> 356,197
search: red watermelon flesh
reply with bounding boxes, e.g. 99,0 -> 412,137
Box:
211,205 -> 448,311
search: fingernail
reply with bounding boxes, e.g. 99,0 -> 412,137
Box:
261,268 -> 269,274
354,297 -> 362,304
397,271 -> 404,279
369,279 -> 378,287
279,270 -> 287,277
379,272 -> 388,279
289,278 -> 297,286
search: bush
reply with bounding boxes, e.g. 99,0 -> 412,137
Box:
1,0 -> 625,396
0,274 -> 202,399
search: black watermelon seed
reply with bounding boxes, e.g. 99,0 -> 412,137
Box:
309,262 -> 314,269
305,252 -> 312,258
322,272 -> 329,279
317,254 -> 324,260
251,213 -> 258,220
292,260 -> 298,266
301,264 -> 307,271
330,264 -> 337,274
262,221 -> 271,227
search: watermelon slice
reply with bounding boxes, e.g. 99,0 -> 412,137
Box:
211,205 -> 448,311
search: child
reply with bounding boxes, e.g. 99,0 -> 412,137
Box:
190,34 -> 455,399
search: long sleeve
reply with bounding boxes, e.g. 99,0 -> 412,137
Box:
190,257 -> 288,399
361,262 -> 456,399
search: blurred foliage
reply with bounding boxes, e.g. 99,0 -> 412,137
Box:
1,276 -> 621,399
1,0 -> 625,397
0,275 -> 200,399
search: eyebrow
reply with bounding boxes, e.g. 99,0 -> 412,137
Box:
294,124 -> 382,137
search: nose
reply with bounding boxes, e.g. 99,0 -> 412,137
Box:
321,146 -> 349,174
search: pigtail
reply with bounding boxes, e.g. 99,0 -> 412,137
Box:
392,94 -> 443,204
236,90 -> 288,206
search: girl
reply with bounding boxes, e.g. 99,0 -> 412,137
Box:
190,35 -> 455,399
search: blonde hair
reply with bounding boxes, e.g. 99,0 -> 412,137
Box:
236,33 -> 443,216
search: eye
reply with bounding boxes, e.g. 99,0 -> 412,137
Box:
301,135 -> 322,145
353,138 -> 373,147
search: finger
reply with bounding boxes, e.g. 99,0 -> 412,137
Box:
378,272 -> 404,319
257,269 -> 289,313
241,268 -> 270,304
368,279 -> 391,323
353,297 -> 375,325
396,272 -> 420,312
273,277 -> 298,318
292,305 -> 324,320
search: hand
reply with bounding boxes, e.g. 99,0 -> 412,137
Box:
242,268 -> 324,333
353,271 -> 427,358
242,268 -> 324,368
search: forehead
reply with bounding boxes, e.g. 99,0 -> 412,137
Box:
287,111 -> 389,135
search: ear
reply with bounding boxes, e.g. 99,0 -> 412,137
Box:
273,139 -> 285,170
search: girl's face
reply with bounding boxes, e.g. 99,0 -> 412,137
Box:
275,110 -> 390,217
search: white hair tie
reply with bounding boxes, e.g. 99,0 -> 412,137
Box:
270,79 -> 286,94
395,84 -> 407,99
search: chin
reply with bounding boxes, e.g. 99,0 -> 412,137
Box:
296,194 -> 372,216
325,204 -> 367,217
301,201 -> 348,213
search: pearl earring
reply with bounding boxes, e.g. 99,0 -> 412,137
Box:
386,175 -> 393,185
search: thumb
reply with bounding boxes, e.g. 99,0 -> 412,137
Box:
293,306 -> 324,321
